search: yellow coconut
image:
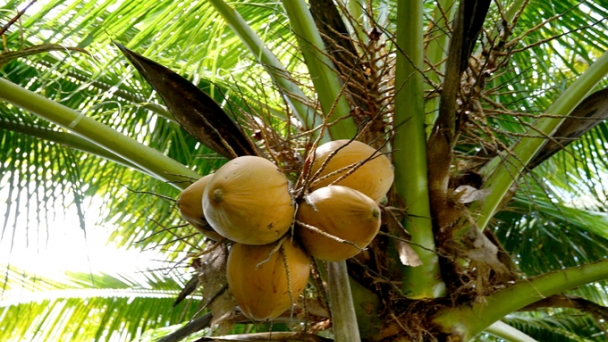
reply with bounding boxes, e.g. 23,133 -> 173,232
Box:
308,139 -> 394,203
177,174 -> 223,241
296,185 -> 381,261
227,239 -> 310,321
203,156 -> 295,245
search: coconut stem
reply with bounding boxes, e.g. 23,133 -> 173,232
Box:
328,261 -> 361,342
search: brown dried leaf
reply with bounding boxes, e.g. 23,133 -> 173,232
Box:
115,43 -> 260,160
383,207 -> 421,266
462,227 -> 510,278
453,185 -> 491,204
529,88 -> 608,169
396,239 -> 422,267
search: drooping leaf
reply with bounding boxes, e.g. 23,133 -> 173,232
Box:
529,88 -> 608,169
115,43 -> 261,160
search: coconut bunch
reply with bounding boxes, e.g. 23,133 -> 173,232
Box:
177,139 -> 394,321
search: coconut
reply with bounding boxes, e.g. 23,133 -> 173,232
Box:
227,238 -> 310,321
203,156 -> 295,245
308,139 -> 394,203
296,185 -> 381,261
177,174 -> 223,241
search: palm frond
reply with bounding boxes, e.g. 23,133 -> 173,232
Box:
0,266 -> 203,342
494,189 -> 608,273
504,310 -> 606,342
2,0 -> 608,341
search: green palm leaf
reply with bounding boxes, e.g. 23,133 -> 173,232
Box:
2,0 -> 608,341
0,266 -> 203,342
504,311 -> 606,342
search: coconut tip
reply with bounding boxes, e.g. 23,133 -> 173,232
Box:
212,188 -> 225,202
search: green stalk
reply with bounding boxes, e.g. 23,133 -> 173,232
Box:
504,0 -> 529,24
280,2 -> 359,338
0,120 -> 148,175
327,261 -> 361,342
476,49 -> 608,231
485,321 -> 538,342
0,78 -> 200,190
207,0 -> 322,131
432,259 -> 608,341
347,274 -> 382,341
484,0 -> 528,43
393,0 -> 446,299
347,0 -> 369,49
424,0 -> 457,135
314,261 -> 382,341
281,0 -> 357,140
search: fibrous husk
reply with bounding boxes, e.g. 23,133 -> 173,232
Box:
296,186 -> 381,261
178,174 -> 223,241
227,238 -> 311,321
308,140 -> 394,203
203,156 -> 295,245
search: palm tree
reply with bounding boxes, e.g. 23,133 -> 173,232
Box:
1,0 -> 608,341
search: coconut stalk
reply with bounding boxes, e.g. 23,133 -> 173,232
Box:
0,77 -> 200,189
313,259 -> 381,341
503,0 -> 529,27
346,0 -> 368,50
392,0 -> 446,299
475,49 -> 608,231
424,0 -> 457,134
281,0 -> 357,140
485,321 -> 538,342
432,259 -> 608,340
207,0 -> 322,132
327,261 -> 361,342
